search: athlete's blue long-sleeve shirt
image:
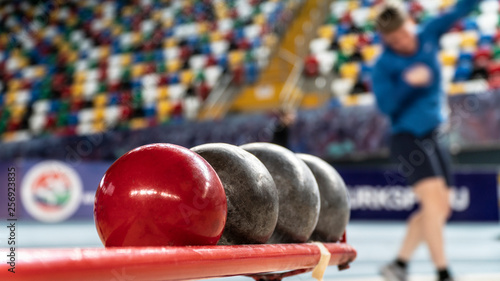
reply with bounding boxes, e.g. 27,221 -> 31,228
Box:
372,0 -> 480,136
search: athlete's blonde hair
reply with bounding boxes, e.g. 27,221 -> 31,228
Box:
375,1 -> 409,34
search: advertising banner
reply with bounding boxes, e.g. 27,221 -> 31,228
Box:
340,169 -> 500,221
0,160 -> 109,223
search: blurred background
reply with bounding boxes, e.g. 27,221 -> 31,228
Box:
0,0 -> 499,280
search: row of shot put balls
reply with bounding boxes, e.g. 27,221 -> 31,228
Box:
94,142 -> 350,247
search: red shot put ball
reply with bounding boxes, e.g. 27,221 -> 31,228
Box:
94,143 -> 227,247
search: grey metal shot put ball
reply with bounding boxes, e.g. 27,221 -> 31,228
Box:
240,142 -> 320,243
191,143 -> 279,245
297,153 -> 350,242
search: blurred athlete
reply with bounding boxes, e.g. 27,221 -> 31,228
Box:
372,1 -> 480,281
271,107 -> 296,148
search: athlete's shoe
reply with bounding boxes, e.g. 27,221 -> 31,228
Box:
380,262 -> 408,281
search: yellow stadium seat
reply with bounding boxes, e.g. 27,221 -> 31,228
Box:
102,18 -> 112,29
100,46 -> 110,59
163,17 -> 174,29
25,8 -> 34,18
112,25 -> 123,37
74,71 -> 87,84
18,57 -> 29,68
11,105 -> 26,120
229,51 -> 244,69
8,79 -> 22,91
368,7 -> 378,21
157,100 -> 172,118
11,49 -> 21,57
180,0 -> 190,8
157,115 -> 170,123
2,132 -> 15,142
181,70 -> 194,85
93,95 -> 108,108
197,22 -> 208,35
158,86 -> 169,99
343,95 -> 360,107
67,51 -> 78,63
361,45 -> 381,62
0,34 -> 8,46
131,32 -> 141,46
448,83 -> 465,95
132,64 -> 145,78
440,50 -> 458,66
95,4 -> 103,15
59,43 -> 71,54
121,54 -> 132,66
164,38 -> 177,48
94,108 -> 106,121
210,31 -> 223,42
461,32 -> 478,48
34,66 -> 46,78
152,11 -> 162,21
49,11 -> 58,22
317,25 -> 335,40
122,6 -> 133,17
72,84 -> 84,98
67,17 -> 78,27
348,1 -> 360,11
167,59 -> 181,73
263,34 -> 278,48
340,34 -> 358,53
93,121 -> 107,133
217,9 -> 228,19
215,2 -> 228,19
254,14 -> 266,26
52,35 -> 63,47
5,93 -> 16,106
129,118 -> 148,130
340,62 -> 360,80
440,0 -> 456,9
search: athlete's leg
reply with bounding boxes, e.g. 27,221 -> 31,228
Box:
397,210 -> 423,261
413,176 -> 451,268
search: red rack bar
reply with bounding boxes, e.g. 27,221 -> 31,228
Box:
0,243 -> 356,281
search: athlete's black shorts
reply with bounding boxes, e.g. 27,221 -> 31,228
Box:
390,129 -> 453,187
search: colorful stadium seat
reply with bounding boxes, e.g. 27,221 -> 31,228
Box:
0,0 -> 299,140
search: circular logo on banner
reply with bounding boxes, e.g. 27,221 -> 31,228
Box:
21,161 -> 83,223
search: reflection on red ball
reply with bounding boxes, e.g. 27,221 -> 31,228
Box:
94,143 -> 227,247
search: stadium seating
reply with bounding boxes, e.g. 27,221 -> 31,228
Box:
305,0 -> 497,100
0,0 -> 297,141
